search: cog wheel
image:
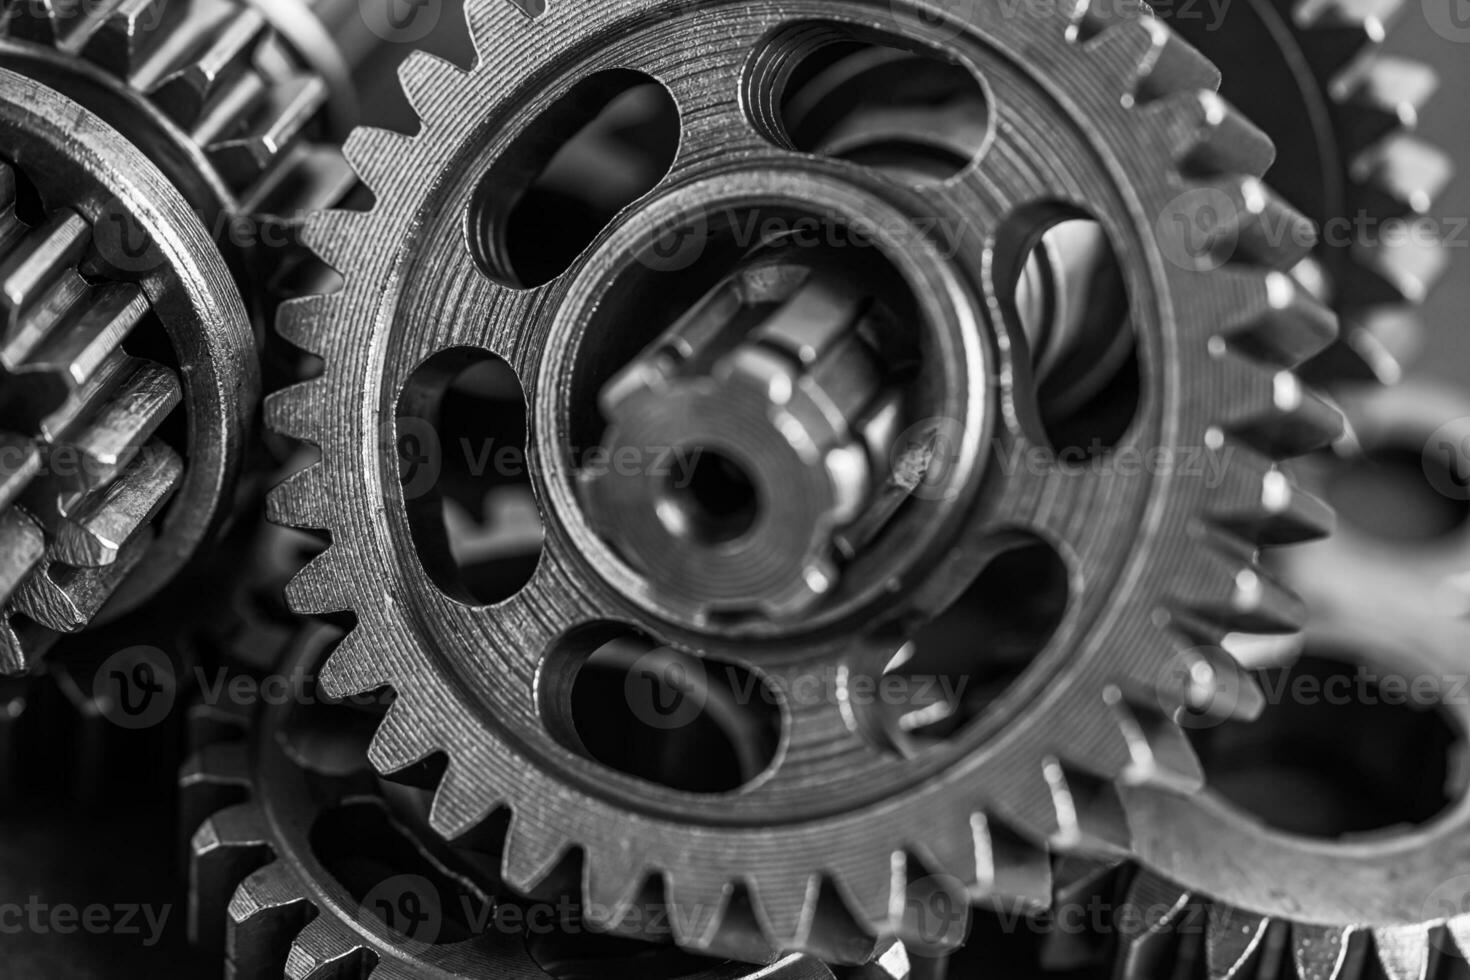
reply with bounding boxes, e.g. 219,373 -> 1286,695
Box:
268,0 -> 1339,961
0,71 -> 254,672
1098,379 -> 1470,980
1164,0 -> 1453,383
180,623 -> 870,980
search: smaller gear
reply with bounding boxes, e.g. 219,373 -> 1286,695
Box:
181,623 -> 875,979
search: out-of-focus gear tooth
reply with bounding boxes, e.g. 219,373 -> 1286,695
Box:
1292,923 -> 1368,980
1220,364 -> 1343,456
189,802 -> 273,949
1333,306 -> 1422,383
203,74 -> 331,190
1200,177 -> 1317,267
54,439 -> 183,566
1351,133 -> 1454,217
0,508 -> 44,603
69,0 -> 177,76
239,143 -> 358,220
1293,0 -> 1403,80
226,862 -> 314,977
1067,0 -> 1150,39
137,4 -> 269,126
49,358 -> 181,494
1339,56 -> 1437,146
1204,904 -> 1277,978
1349,217 -> 1451,307
0,209 -> 90,338
0,432 -> 39,512
1145,90 -> 1275,177
11,528 -> 151,630
1371,924 -> 1433,980
1173,536 -> 1306,634
1213,461 -> 1335,545
1223,270 -> 1339,368
0,164 -> 24,254
1115,872 -> 1198,979
179,743 -> 251,844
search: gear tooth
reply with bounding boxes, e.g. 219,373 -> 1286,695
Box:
499,809 -> 565,894
1144,89 -> 1274,177
983,815 -> 1053,906
138,6 -> 269,127
275,293 -> 337,360
1217,359 -> 1343,457
284,915 -> 365,980
1294,0 -> 1402,81
341,128 -> 420,201
1351,133 -> 1454,218
1328,305 -> 1421,385
1372,924 -> 1433,980
1223,269 -> 1339,368
823,849 -> 897,938
428,757 -> 497,839
1,0 -> 63,43
1115,872 -> 1198,979
317,625 -> 389,699
1348,216 -> 1451,309
1213,460 -> 1335,545
75,0 -> 179,78
188,803 -> 273,949
1176,541 -> 1306,634
747,868 -> 828,954
0,508 -> 45,606
226,862 -> 316,980
267,460 -> 330,530
365,700 -> 437,775
664,873 -> 739,951
14,532 -> 151,631
581,849 -> 652,932
1045,759 -> 1131,852
298,208 -> 374,277
1109,692 -> 1204,788
1292,923 -> 1370,980
1447,916 -> 1470,963
1204,905 -> 1277,979
1080,16 -> 1220,105
203,74 -> 332,192
909,810 -> 989,896
1339,56 -> 1437,148
398,51 -> 471,123
264,378 -> 328,445
283,545 -> 352,615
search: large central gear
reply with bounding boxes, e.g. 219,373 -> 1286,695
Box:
269,0 -> 1339,961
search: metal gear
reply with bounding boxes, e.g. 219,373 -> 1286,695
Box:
1164,0 -> 1453,383
268,0 -> 1339,961
1100,379 -> 1470,980
0,71 -> 254,672
179,623 -> 876,980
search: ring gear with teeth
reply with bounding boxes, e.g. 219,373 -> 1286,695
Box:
1164,0 -> 1453,383
180,623 -> 877,980
1091,380 -> 1470,980
0,71 -> 254,673
269,0 -> 1339,962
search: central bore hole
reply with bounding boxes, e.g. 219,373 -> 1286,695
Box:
659,449 -> 760,545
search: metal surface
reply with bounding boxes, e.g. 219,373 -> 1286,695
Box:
0,72 -> 254,670
1107,380 -> 1470,980
180,624 -> 852,979
267,0 -> 1339,962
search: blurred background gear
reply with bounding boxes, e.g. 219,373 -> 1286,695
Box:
266,0 -> 1338,963
1074,379 -> 1470,980
1166,0 -> 1453,384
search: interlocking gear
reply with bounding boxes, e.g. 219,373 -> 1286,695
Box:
0,73 -> 254,672
1166,0 -> 1453,382
1104,380 -> 1470,980
180,623 -> 867,979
